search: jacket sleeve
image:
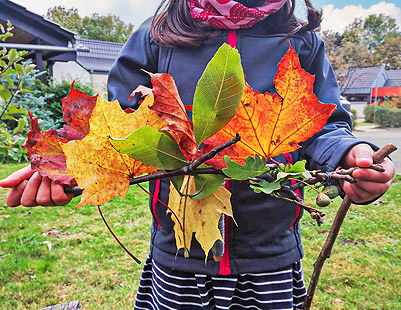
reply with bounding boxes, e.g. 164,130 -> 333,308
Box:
107,19 -> 159,110
298,33 -> 375,171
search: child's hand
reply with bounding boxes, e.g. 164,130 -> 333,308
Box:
0,165 -> 74,207
340,144 -> 395,203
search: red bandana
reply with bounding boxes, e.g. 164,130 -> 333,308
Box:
189,0 -> 287,29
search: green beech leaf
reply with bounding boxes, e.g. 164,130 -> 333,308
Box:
223,155 -> 268,180
250,180 -> 281,195
193,43 -> 245,146
109,126 -> 188,170
190,173 -> 225,200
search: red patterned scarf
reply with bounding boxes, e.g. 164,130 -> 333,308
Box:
188,0 -> 287,29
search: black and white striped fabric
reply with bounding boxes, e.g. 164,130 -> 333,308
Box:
135,256 -> 306,310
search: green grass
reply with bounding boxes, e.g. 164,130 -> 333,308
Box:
354,122 -> 379,127
1,164 -> 400,309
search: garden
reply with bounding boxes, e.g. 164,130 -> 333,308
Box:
1,19 -> 401,310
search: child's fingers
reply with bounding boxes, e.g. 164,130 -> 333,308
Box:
20,172 -> 42,207
0,165 -> 34,188
36,177 -> 54,206
6,180 -> 28,207
51,181 -> 74,206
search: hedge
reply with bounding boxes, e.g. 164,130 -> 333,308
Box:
364,105 -> 401,127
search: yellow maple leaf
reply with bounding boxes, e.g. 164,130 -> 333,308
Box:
169,176 -> 233,258
61,95 -> 163,207
90,95 -> 166,138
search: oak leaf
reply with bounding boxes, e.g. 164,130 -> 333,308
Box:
203,45 -> 337,169
61,95 -> 162,207
168,176 -> 233,257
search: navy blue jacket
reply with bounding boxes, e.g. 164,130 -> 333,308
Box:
108,18 -> 365,275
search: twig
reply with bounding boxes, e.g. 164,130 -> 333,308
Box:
65,135 -> 240,196
303,143 -> 397,310
97,206 -> 141,264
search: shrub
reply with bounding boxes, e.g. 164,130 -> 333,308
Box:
364,104 -> 401,127
0,21 -> 35,163
363,104 -> 375,123
350,109 -> 357,128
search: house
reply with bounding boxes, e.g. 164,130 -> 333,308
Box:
52,38 -> 123,97
0,0 -> 123,96
341,65 -> 401,105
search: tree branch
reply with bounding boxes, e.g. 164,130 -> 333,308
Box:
303,143 -> 397,310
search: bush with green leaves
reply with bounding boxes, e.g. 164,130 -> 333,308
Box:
364,103 -> 401,127
0,21 -> 35,163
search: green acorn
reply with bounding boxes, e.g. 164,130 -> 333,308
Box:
316,192 -> 331,208
322,185 -> 340,199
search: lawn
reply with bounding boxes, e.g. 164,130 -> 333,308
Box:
0,163 -> 400,309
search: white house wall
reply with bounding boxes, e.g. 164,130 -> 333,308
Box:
52,61 -> 108,97
53,61 -> 91,85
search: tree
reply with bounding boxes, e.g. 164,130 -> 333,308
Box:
46,6 -> 134,43
340,14 -> 401,69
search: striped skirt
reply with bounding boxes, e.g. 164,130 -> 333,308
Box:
135,256 -> 306,310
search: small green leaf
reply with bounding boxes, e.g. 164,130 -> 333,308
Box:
14,63 -> 24,76
190,173 -> 225,200
171,176 -> 185,193
0,89 -> 11,102
13,117 -> 28,133
109,126 -> 188,170
250,179 -> 281,195
7,49 -> 18,65
277,160 -> 312,180
3,74 -> 14,88
223,155 -> 268,180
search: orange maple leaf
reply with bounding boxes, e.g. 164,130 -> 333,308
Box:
203,45 -> 337,169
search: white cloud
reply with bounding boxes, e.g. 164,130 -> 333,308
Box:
321,2 -> 401,33
13,0 -> 159,28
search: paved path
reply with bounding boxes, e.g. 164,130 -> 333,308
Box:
353,126 -> 401,174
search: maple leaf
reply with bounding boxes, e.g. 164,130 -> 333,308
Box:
203,45 -> 337,169
168,176 -> 233,258
22,83 -> 97,185
61,95 -> 162,207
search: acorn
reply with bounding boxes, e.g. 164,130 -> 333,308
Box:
322,185 -> 340,199
316,192 -> 331,208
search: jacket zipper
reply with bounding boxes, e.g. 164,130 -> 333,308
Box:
218,30 -> 238,276
152,179 -> 162,228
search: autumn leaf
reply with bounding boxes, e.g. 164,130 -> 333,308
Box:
144,71 -> 198,155
169,176 -> 233,257
203,45 -> 337,169
61,95 -> 162,207
22,83 -> 97,185
91,94 -> 165,139
61,135 -> 151,208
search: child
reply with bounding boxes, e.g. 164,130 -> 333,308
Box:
0,0 -> 395,309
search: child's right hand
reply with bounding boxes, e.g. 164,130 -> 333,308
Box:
0,165 -> 74,207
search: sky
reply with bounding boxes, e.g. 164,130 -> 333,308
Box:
10,0 -> 401,33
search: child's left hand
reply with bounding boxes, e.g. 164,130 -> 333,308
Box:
340,143 -> 395,203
